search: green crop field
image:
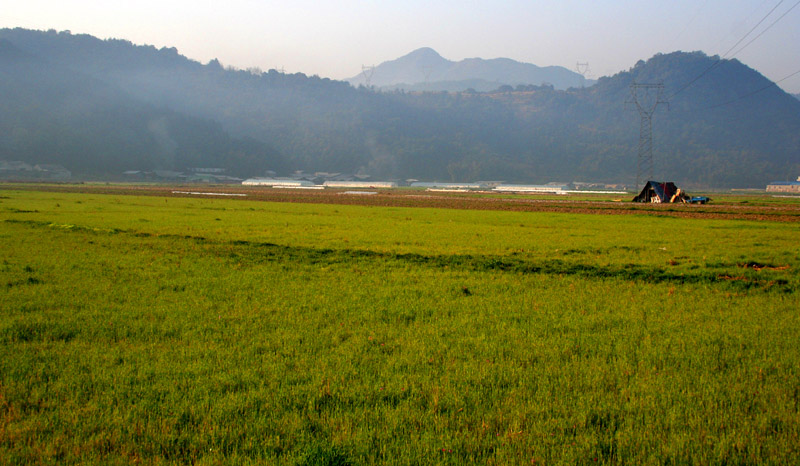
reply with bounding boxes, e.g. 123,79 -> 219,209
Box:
1,188 -> 799,465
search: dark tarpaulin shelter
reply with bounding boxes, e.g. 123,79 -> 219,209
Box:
632,181 -> 688,203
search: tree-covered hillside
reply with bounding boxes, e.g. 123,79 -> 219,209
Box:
1,28 -> 798,187
0,33 -> 286,178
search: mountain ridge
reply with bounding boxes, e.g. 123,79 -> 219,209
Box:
348,47 -> 592,91
1,28 -> 798,188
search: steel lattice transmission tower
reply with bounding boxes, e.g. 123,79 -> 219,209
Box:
627,82 -> 668,188
361,65 -> 375,87
421,65 -> 434,83
575,62 -> 590,87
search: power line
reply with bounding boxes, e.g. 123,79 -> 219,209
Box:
670,0 -> 712,51
706,0 -> 773,53
728,0 -> 800,57
708,68 -> 800,109
720,0 -> 786,59
670,0 -> 789,99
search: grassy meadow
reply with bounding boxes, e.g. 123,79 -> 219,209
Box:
1,188 -> 799,465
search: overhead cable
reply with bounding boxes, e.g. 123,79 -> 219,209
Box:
670,0 -> 789,99
728,0 -> 800,57
708,68 -> 800,109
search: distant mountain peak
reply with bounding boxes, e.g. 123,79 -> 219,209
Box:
394,47 -> 450,68
348,48 -> 589,91
406,47 -> 444,59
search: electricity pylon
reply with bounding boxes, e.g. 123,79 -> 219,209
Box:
361,65 -> 375,87
627,82 -> 668,188
575,62 -> 590,87
421,65 -> 434,83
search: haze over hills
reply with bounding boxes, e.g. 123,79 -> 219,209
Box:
1,28 -> 799,188
347,47 -> 592,92
0,32 -> 287,177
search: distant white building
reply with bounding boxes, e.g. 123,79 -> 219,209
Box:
323,181 -> 397,189
410,182 -> 487,190
0,161 -> 70,180
34,164 -> 71,180
766,177 -> 800,193
242,178 -> 316,187
0,161 -> 33,172
189,167 -> 226,174
493,184 -> 568,194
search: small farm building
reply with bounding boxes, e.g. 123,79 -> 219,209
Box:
766,178 -> 800,193
632,181 -> 689,203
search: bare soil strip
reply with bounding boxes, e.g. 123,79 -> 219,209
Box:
4,183 -> 800,222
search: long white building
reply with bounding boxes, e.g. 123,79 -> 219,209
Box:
493,184 -> 568,194
242,178 -> 316,187
410,182 -> 487,190
323,181 -> 397,189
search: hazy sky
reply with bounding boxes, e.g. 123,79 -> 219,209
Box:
4,0 -> 800,93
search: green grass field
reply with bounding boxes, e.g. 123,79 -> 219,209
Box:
1,188 -> 799,465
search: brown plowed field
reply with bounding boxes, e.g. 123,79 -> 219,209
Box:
5,183 -> 800,222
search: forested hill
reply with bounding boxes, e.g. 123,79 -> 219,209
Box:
1,28 -> 799,188
0,31 -> 287,177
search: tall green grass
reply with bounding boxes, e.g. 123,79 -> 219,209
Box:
1,189 -> 799,464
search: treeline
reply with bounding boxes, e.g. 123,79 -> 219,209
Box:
1,28 -> 799,187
